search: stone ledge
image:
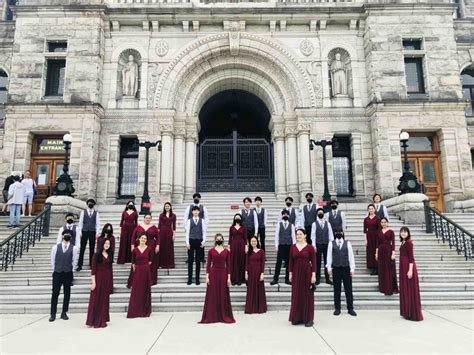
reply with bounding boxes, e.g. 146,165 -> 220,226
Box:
453,199 -> 474,213
384,193 -> 429,224
45,195 -> 86,227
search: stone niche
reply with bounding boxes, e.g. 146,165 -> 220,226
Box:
116,49 -> 142,109
328,47 -> 353,108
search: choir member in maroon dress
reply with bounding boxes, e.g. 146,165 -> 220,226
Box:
364,204 -> 381,275
96,223 -> 116,294
199,234 -> 235,324
117,201 -> 138,264
245,236 -> 267,314
86,239 -> 113,328
127,233 -> 153,318
375,218 -> 399,296
289,228 -> 316,327
399,227 -> 423,321
158,202 -> 176,269
229,213 -> 248,286
127,214 -> 159,287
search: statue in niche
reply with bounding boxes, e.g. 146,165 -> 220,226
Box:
330,52 -> 348,96
122,55 -> 139,97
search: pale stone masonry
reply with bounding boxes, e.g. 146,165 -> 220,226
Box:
0,0 -> 473,211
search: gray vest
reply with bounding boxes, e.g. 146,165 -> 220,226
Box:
278,222 -> 293,245
303,204 -> 317,226
188,204 -> 204,219
375,204 -> 385,219
284,208 -> 297,225
241,208 -> 256,232
83,210 -> 97,232
328,210 -> 343,231
331,240 -> 350,267
63,224 -> 77,246
254,207 -> 265,228
189,218 -> 203,241
315,220 -> 330,244
54,243 -> 74,273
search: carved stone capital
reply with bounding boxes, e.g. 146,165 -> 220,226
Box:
272,128 -> 286,141
174,127 -> 186,138
285,126 -> 298,137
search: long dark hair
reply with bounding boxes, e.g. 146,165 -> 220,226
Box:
399,226 -> 411,243
124,200 -> 137,212
232,213 -> 243,227
380,217 -> 389,227
100,223 -> 113,238
367,203 -> 376,213
162,202 -> 174,217
96,238 -> 113,264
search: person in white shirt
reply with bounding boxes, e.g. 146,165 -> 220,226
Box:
311,208 -> 334,285
373,194 -> 389,220
270,209 -> 296,286
49,230 -> 79,322
56,213 -> 81,247
253,196 -> 267,251
241,197 -> 259,243
279,196 -> 299,226
7,175 -> 25,228
77,198 -> 101,271
300,192 -> 319,244
183,193 -> 209,227
21,170 -> 36,217
185,206 -> 207,285
326,228 -> 357,317
325,200 -> 347,231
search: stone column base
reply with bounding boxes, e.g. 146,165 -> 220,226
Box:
45,196 -> 87,228
384,193 -> 429,225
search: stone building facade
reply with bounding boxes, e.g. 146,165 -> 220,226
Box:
0,0 -> 473,212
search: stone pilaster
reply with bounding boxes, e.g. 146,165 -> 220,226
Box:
184,124 -> 198,200
172,123 -> 186,204
272,123 -> 287,198
158,111 -> 175,202
285,123 -> 299,200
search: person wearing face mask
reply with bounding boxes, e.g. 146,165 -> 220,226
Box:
185,206 -> 207,285
199,234 -> 235,324
77,199 -> 101,271
253,196 -> 267,251
280,196 -> 298,226
300,192 -> 319,244
325,200 -> 347,231
311,208 -> 334,285
96,223 -> 116,295
49,230 -> 79,322
228,213 -> 248,286
117,201 -> 138,264
56,213 -> 81,246
183,193 -> 209,264
326,228 -> 357,317
270,209 -> 296,286
241,197 -> 259,244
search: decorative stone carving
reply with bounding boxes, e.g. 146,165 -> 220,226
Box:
185,129 -> 198,142
147,63 -> 163,108
272,128 -> 286,140
229,32 -> 240,56
117,49 -> 141,100
174,127 -> 186,137
155,40 -> 169,57
328,48 -> 353,99
306,61 -> 323,107
300,39 -> 314,57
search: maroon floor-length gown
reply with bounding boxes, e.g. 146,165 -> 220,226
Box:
117,210 -> 138,264
288,244 -> 316,324
364,215 -> 381,269
199,248 -> 235,324
86,254 -> 112,328
127,225 -> 159,287
377,229 -> 399,295
245,249 -> 267,314
127,246 -> 153,318
399,240 -> 423,321
96,235 -> 116,294
158,213 -> 176,269
229,225 -> 248,285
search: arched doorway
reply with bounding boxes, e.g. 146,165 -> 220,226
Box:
197,90 -> 274,192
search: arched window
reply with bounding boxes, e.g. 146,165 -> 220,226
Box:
0,70 -> 8,126
462,68 -> 474,117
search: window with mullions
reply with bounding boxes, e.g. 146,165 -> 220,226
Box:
118,138 -> 139,198
402,39 -> 422,51
461,68 -> 474,117
404,58 -> 425,94
45,59 -> 66,97
332,136 -> 353,196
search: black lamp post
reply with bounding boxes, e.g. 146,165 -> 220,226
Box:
310,138 -> 332,212
138,140 -> 162,215
397,131 -> 421,194
54,133 -> 75,196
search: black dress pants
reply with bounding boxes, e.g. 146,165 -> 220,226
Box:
333,266 -> 354,311
50,271 -> 73,316
187,239 -> 204,282
273,244 -> 291,282
257,227 -> 266,251
316,243 -> 329,283
78,231 -> 96,268
304,225 -> 313,245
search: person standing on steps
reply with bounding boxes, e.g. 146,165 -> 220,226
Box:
77,199 -> 101,271
325,200 -> 347,232
185,206 -> 207,285
281,196 -> 299,226
117,200 -> 138,264
1,172 -> 15,216
364,204 -> 381,276
311,208 -> 334,285
21,170 -> 36,217
373,194 -> 389,220
270,209 -> 296,286
158,202 -> 177,269
300,192 -> 318,244
375,217 -> 398,296
183,193 -> 209,263
49,229 -> 79,322
56,213 -> 81,247
7,174 -> 25,229
96,223 -> 116,294
245,236 -> 267,314
228,213 -> 247,286
326,228 -> 357,317
254,196 -> 267,251
241,197 -> 259,244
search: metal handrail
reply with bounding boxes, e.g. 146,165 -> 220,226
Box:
0,203 -> 52,271
424,200 -> 473,260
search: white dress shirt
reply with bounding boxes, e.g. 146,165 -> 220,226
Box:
78,209 -> 101,234
254,206 -> 268,227
326,239 -> 356,274
274,221 -> 296,248
324,209 -> 347,230
56,224 -> 82,245
278,207 -> 299,225
242,208 -> 259,232
185,217 -> 207,246
183,204 -> 209,227
311,219 -> 334,245
299,203 -> 319,227
50,242 -> 79,272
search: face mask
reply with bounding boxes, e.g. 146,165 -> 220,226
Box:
234,219 -> 241,224
215,240 -> 223,245
193,199 -> 200,204
331,205 -> 337,210
317,213 -> 324,219
66,219 -> 73,224
282,216 -> 289,221
306,198 -> 313,203
106,229 -> 112,235
127,205 -> 134,210
286,202 -> 292,207
335,233 -> 343,239
88,203 -> 94,209
63,235 -> 72,242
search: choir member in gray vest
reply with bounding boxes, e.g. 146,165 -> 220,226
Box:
183,193 -> 209,227
327,228 -> 357,316
325,200 -> 347,231
373,194 -> 389,220
270,210 -> 296,285
56,213 -> 81,246
311,208 -> 334,285
77,198 -> 101,271
241,197 -> 258,243
300,192 -> 319,244
49,230 -> 79,322
279,196 -> 299,226
253,196 -> 267,251
185,206 -> 207,285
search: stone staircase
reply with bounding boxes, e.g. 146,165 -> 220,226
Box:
0,216 -> 35,244
442,213 -> 474,234
0,192 -> 473,314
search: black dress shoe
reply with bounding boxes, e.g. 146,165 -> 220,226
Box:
348,309 -> 357,316
49,315 -> 56,322
284,280 -> 292,285
291,321 -> 300,326
196,280 -> 200,285
370,269 -> 378,275
304,321 -> 314,327
333,309 -> 341,316
75,267 -> 82,272
270,280 -> 279,285
60,312 -> 69,320
187,280 -> 192,285
326,280 -> 333,286
315,281 -> 320,285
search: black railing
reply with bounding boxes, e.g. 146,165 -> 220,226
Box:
424,200 -> 473,260
0,203 -> 52,271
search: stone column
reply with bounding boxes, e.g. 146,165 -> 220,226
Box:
184,126 -> 198,200
160,122 -> 174,202
285,127 -> 299,198
171,126 -> 186,204
272,126 -> 287,198
297,122 -> 312,197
